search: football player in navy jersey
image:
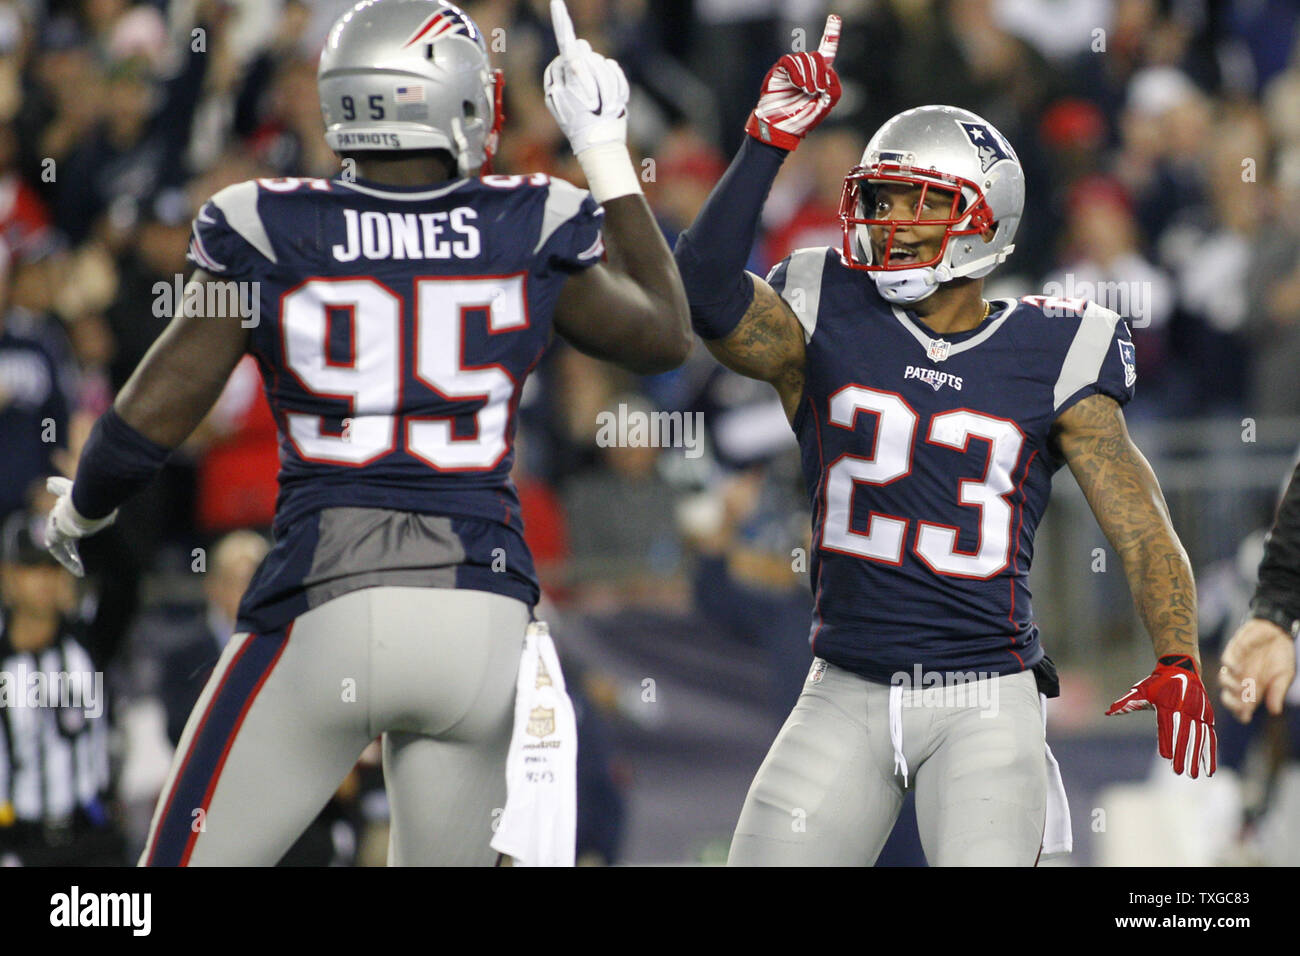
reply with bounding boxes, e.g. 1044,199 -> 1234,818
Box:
42,0 -> 689,865
675,15 -> 1216,866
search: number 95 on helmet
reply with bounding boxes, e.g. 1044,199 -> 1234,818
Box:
318,0 -> 505,175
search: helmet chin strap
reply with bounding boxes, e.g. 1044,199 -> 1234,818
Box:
856,224 -> 944,304
855,219 -> 1014,304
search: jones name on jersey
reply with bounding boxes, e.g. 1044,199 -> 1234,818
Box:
331,206 -> 481,261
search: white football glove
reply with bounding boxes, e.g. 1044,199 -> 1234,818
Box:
43,476 -> 117,578
543,0 -> 629,156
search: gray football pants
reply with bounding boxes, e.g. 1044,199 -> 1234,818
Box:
729,661 -> 1047,866
139,586 -> 529,866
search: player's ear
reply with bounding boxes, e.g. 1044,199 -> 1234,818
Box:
981,222 -> 997,243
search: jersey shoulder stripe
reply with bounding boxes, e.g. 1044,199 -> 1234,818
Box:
209,181 -> 277,265
768,245 -> 831,343
1052,299 -> 1128,411
189,180 -> 280,278
522,176 -> 604,272
533,178 -> 590,254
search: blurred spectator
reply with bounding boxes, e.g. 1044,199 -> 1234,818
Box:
514,434 -> 571,600
189,357 -> 279,536
682,462 -> 812,719
242,54 -> 340,178
1157,108 -> 1267,413
1042,175 -> 1177,413
687,0 -> 789,154
561,393 -> 687,609
995,0 -> 1110,64
1033,98 -> 1107,265
104,192 -> 191,392
0,511 -> 123,866
54,12 -> 214,246
1227,0 -> 1300,92
1244,151 -> 1300,416
644,125 -> 727,241
0,237 -> 67,520
129,529 -> 269,750
1114,66 -> 1210,251
763,125 -> 863,266
0,123 -> 53,261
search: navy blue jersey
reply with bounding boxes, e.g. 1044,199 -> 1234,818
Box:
186,173 -> 604,632
769,247 -> 1136,684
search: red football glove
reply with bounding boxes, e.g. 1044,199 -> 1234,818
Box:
745,14 -> 842,151
1106,654 -> 1217,778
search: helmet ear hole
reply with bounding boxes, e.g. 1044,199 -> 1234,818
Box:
463,100 -> 476,118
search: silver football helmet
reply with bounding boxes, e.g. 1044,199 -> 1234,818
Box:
838,105 -> 1024,304
318,0 -> 504,175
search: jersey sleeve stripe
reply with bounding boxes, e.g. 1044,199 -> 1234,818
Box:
1052,301 -> 1121,411
188,229 -> 225,272
211,181 -> 279,265
782,246 -> 829,343
575,233 -> 605,260
533,179 -> 590,254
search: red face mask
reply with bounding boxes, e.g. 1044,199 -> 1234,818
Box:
838,164 -> 996,272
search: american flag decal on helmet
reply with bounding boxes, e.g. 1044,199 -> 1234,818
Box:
404,4 -> 480,47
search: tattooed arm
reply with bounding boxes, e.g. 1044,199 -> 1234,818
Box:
1052,392 -> 1200,670
704,274 -> 807,421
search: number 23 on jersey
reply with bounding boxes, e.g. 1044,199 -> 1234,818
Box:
820,384 -> 1025,580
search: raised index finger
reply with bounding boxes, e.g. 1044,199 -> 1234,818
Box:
551,0 -> 577,59
817,14 -> 841,64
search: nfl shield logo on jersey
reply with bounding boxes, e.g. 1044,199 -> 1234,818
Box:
527,706 -> 556,739
1117,339 -> 1136,388
927,338 -> 951,363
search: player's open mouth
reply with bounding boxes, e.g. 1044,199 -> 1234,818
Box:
886,244 -> 922,265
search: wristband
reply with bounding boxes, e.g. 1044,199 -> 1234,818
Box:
1249,597 -> 1300,639
575,142 -> 642,204
70,407 -> 173,520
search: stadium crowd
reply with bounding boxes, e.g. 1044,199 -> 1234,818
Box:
1,0 -> 1298,864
